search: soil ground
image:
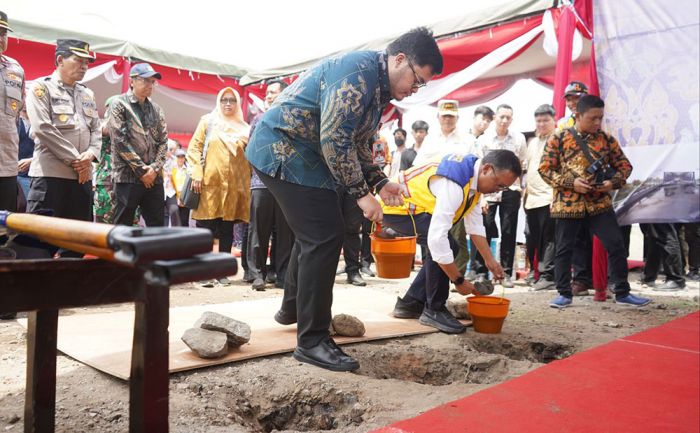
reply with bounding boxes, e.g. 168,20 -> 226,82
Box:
1,265 -> 698,433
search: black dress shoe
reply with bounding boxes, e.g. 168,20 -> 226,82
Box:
242,270 -> 255,283
265,272 -> 277,284
686,271 -> 700,282
293,338 -> 360,372
346,271 -> 366,287
252,278 -> 266,291
391,296 -> 424,319
274,309 -> 297,325
418,306 -> 466,334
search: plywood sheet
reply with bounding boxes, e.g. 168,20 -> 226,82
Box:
21,288 -> 469,380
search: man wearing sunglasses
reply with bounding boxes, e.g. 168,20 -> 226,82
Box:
108,63 -> 168,227
246,27 -> 442,372
384,149 -> 521,333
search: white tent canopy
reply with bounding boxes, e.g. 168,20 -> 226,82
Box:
5,0 -> 553,78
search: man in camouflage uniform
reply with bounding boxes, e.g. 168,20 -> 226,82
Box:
0,11 -> 25,214
25,39 -> 100,252
94,96 -> 118,223
108,63 -> 168,227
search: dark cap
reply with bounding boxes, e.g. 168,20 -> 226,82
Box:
130,63 -> 162,79
0,11 -> 12,32
56,39 -> 96,62
564,81 -> 588,98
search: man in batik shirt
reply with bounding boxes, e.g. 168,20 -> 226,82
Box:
246,27 -> 443,372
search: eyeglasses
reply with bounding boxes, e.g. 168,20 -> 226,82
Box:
220,98 -> 237,105
137,77 -> 158,86
490,169 -> 510,191
407,59 -> 427,89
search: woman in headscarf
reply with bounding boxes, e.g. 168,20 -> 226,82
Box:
187,87 -> 251,285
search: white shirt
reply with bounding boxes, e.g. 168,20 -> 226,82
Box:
427,159 -> 486,265
524,135 -> 554,210
387,147 -> 405,178
413,129 -> 471,167
475,128 -> 527,202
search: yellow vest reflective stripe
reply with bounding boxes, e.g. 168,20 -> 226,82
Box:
381,163 -> 481,224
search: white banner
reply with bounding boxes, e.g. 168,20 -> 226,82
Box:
595,0 -> 700,223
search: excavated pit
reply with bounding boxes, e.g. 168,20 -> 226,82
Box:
205,335 -> 576,432
352,335 -> 574,386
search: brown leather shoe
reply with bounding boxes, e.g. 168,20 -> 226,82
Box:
571,280 -> 591,296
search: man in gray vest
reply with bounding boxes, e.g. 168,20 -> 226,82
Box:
25,39 -> 101,256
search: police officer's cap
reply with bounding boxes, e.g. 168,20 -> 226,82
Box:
564,81 -> 588,98
0,11 -> 13,32
130,63 -> 162,80
56,39 -> 96,62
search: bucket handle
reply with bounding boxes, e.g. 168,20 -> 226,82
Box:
372,208 -> 417,237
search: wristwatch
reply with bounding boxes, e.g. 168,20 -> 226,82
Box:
451,275 -> 465,286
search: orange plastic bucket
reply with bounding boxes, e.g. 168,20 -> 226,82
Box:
466,296 -> 510,334
370,233 -> 416,279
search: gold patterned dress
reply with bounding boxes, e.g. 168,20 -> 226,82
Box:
186,89 -> 251,223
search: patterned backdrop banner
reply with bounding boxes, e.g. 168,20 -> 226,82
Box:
594,0 -> 700,224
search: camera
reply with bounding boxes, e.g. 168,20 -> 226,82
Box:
586,157 -> 615,184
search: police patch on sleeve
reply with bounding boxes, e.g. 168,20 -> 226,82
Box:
34,86 -> 45,98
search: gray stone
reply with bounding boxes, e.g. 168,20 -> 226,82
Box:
331,314 -> 365,337
194,311 -> 251,347
447,296 -> 471,320
181,328 -> 228,359
602,321 -> 622,328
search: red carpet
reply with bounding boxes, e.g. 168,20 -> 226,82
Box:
372,312 -> 700,433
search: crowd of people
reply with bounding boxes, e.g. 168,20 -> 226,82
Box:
1,12 -> 698,372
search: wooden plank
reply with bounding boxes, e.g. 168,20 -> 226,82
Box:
0,263 -> 145,312
24,309 -> 58,433
30,289 -> 470,380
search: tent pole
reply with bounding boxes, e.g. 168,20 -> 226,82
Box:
121,59 -> 131,93
551,5 -> 576,118
241,86 -> 249,121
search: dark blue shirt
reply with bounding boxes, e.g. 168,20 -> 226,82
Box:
245,51 -> 391,199
17,117 -> 35,177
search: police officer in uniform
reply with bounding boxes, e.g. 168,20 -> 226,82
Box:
0,11 -> 25,321
25,39 -> 101,255
0,11 -> 25,214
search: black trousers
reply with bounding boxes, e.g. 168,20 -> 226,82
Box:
164,195 -> 187,227
256,169 -> 344,349
525,205 -> 555,281
114,182 -> 165,227
383,213 -> 457,311
554,211 -> 630,298
27,177 -> 93,257
246,188 -> 294,286
483,190 -> 521,277
361,217 -> 373,265
640,223 -> 684,283
684,223 -> 700,272
571,225 -> 593,285
196,218 -> 235,254
0,176 -> 17,212
338,187 -> 364,273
